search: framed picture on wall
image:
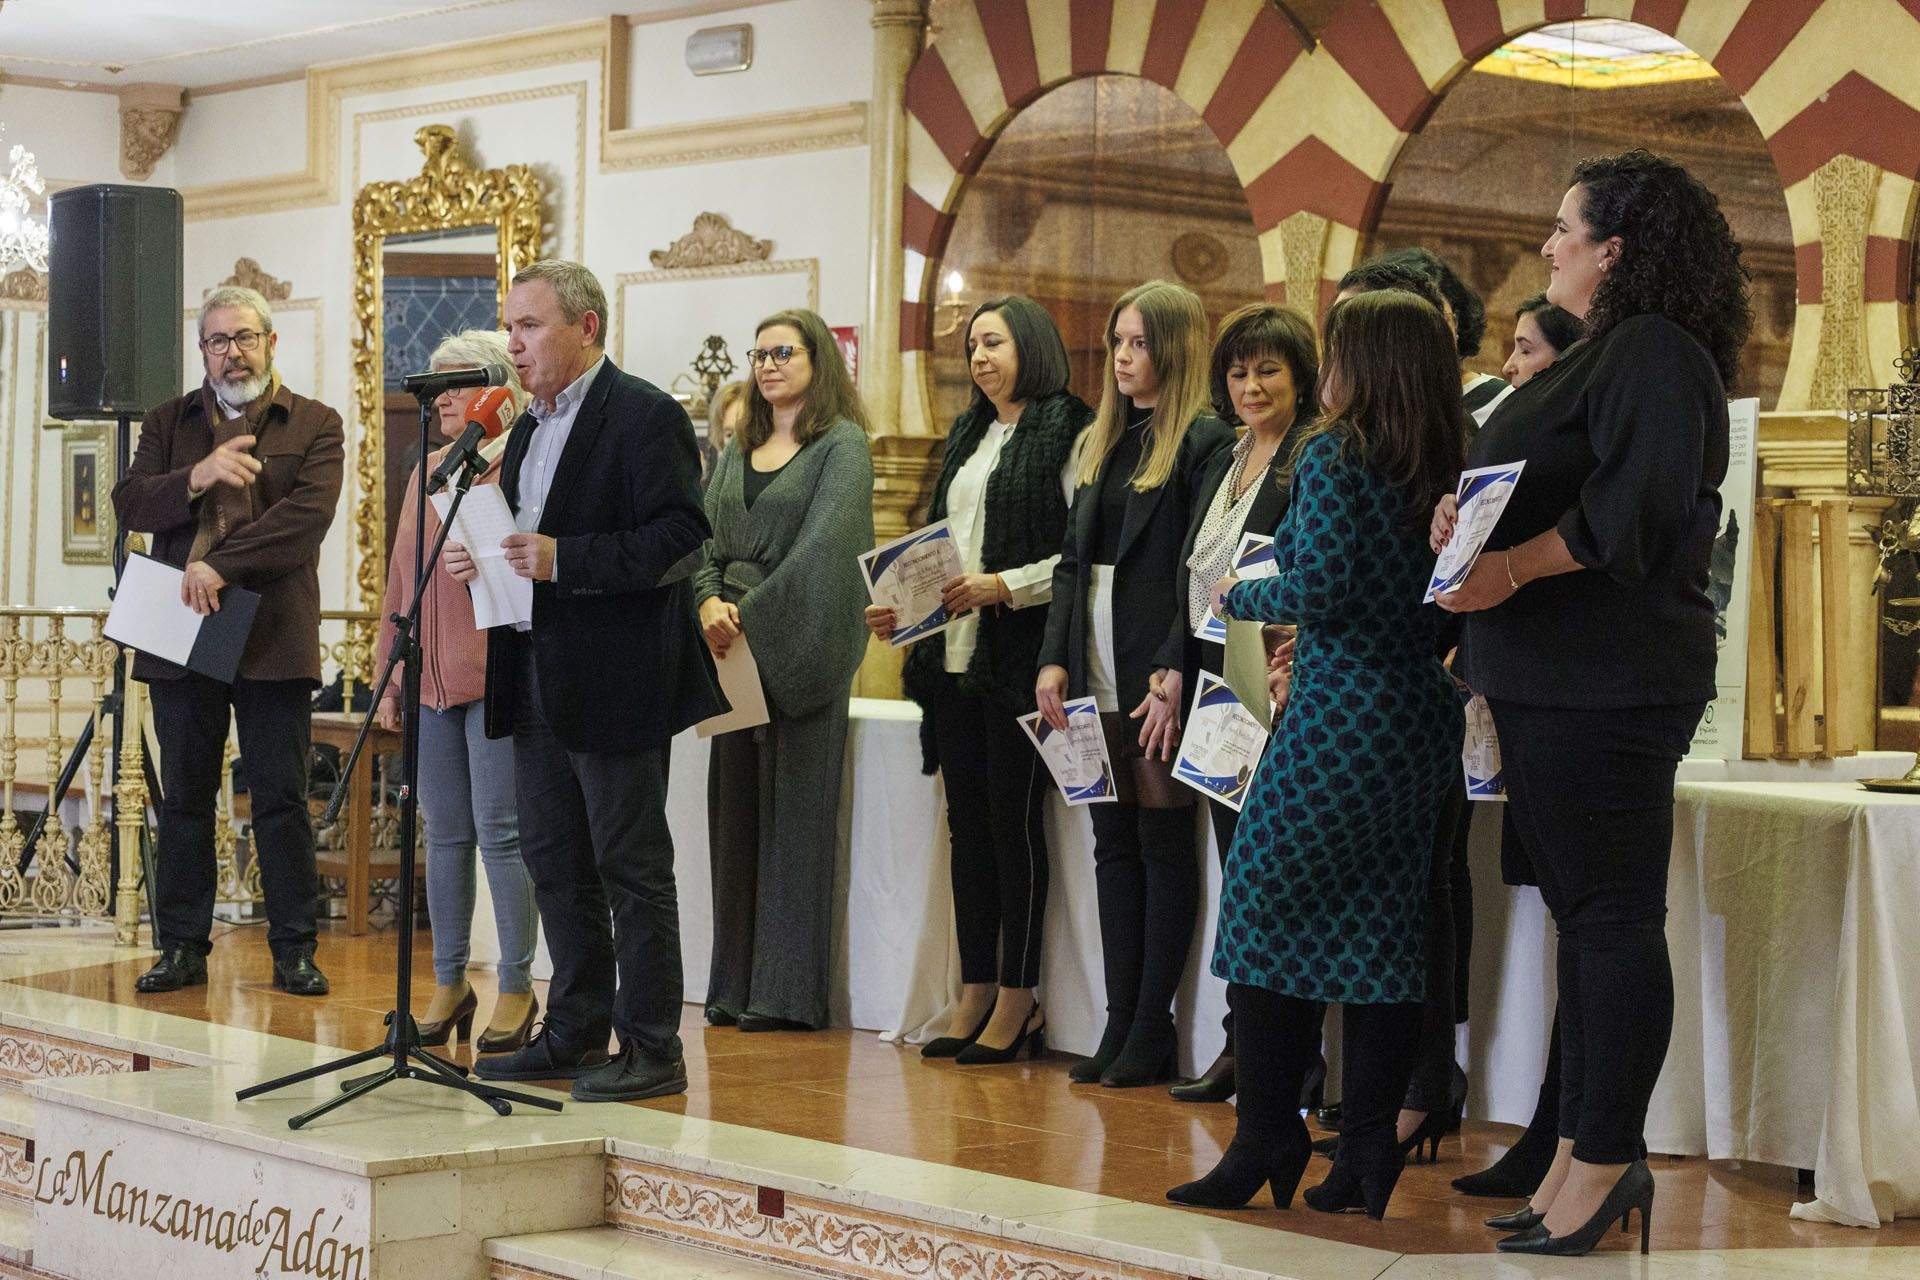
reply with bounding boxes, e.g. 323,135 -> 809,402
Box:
59,423 -> 114,565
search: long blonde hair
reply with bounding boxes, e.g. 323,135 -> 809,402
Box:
1076,281 -> 1213,491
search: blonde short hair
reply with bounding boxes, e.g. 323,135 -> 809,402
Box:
707,380 -> 748,454
430,329 -> 529,419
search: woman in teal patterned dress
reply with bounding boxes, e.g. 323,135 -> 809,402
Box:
1168,290 -> 1464,1221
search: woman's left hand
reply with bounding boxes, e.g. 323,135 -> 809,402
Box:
941,572 -> 1010,616
1436,551 -> 1519,614
1131,667 -> 1183,761
1209,574 -> 1239,621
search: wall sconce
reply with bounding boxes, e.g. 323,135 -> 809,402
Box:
671,335 -> 737,420
934,269 -> 968,339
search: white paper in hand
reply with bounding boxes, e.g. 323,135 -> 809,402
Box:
104,554 -> 202,667
1018,697 -> 1117,805
1171,671 -> 1269,811
431,485 -> 532,629
859,520 -> 964,647
1426,461 -> 1525,603
696,635 -> 771,738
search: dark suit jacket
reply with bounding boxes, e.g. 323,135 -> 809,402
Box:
1155,439 -> 1293,681
111,382 -> 344,684
481,358 -> 725,754
1038,415 -> 1234,708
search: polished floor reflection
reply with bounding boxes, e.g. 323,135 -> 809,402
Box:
18,924 -> 1919,1259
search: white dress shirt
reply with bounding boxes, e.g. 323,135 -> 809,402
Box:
942,418 -> 1076,675
512,355 -> 603,628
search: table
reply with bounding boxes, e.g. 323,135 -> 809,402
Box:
308,712 -> 404,936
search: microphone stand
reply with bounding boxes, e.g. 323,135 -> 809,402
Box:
237,394 -> 561,1129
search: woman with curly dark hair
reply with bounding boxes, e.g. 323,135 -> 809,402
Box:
1432,149 -> 1747,1256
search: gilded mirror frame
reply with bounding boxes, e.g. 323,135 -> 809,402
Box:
349,124 -> 544,610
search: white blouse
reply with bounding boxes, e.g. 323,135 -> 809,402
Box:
944,419 -> 1077,675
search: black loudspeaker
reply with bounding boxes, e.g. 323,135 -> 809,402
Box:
46,183 -> 183,421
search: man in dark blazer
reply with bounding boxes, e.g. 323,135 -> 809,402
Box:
112,284 -> 343,997
445,259 -> 724,1102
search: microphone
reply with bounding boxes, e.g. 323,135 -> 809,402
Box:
427,387 -> 516,495
401,362 -> 513,396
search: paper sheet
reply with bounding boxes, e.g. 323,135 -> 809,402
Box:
1463,693 -> 1505,801
1195,532 -> 1280,643
1018,697 -> 1118,805
1426,461 -> 1526,603
696,634 -> 771,739
1222,619 -> 1277,731
859,520 -> 964,647
431,484 -> 532,629
1171,671 -> 1270,811
103,554 -> 202,667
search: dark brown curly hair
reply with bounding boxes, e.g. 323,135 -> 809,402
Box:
1571,149 -> 1751,388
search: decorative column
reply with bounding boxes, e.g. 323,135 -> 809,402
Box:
117,84 -> 185,182
864,0 -> 925,436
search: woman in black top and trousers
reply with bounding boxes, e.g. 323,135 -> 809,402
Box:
1434,149 -> 1748,1256
1159,304 -> 1318,1105
1036,280 -> 1234,1088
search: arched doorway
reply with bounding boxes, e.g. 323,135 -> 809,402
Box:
926,74 -> 1265,430
1368,18 -> 1795,407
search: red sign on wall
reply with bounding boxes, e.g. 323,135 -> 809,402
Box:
830,325 -> 859,384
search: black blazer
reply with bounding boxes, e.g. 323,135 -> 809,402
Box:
1155,440 -> 1292,680
482,358 -> 726,753
1038,414 -> 1235,708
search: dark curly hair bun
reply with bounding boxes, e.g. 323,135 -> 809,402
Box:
1571,148 -> 1752,389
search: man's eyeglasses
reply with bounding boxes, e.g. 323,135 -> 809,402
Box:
201,329 -> 267,356
746,344 -> 805,368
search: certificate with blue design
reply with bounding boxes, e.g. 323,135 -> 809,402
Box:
1194,532 -> 1280,643
1019,697 -> 1117,806
1463,694 -> 1505,801
1425,461 -> 1526,603
1171,671 -> 1269,811
859,519 -> 964,647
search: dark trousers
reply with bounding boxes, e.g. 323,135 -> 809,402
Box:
1206,798 -> 1239,1053
1088,801 -> 1198,1048
147,672 -> 317,958
1489,697 -> 1701,1164
513,653 -> 682,1061
1234,982 -> 1421,1167
930,675 -> 1049,988
1407,779 -> 1468,1112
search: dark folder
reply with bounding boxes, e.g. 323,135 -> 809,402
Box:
104,552 -> 261,684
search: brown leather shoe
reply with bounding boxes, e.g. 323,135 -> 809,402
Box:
417,985 -> 478,1047
475,992 -> 537,1054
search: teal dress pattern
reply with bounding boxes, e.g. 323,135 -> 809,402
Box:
1212,431 -> 1462,1005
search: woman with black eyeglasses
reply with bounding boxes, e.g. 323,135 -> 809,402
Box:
693,308 -> 875,1032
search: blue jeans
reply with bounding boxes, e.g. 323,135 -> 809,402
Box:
417,700 -> 536,992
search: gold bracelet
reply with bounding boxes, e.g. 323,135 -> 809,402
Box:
1504,550 -> 1520,591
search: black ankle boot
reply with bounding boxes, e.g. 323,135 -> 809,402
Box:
1169,1051 -> 1234,1103
1099,1024 -> 1177,1088
1068,1021 -> 1131,1084
1304,1143 -> 1407,1221
1167,1122 -> 1313,1209
1453,1114 -> 1559,1197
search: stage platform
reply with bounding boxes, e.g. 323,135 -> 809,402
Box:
0,924 -> 1915,1280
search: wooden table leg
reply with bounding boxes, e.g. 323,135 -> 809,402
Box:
346,740 -> 371,937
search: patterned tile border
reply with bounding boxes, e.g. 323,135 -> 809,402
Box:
0,1132 -> 31,1203
604,1155 -> 1188,1280
0,1029 -> 179,1090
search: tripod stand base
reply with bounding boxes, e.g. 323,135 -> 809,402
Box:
237,1012 -> 564,1129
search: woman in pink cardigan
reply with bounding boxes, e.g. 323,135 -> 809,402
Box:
376,329 -> 537,1052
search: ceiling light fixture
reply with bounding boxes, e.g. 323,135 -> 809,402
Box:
0,126 -> 49,273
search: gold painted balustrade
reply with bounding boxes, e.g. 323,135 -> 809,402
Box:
0,607 -> 380,942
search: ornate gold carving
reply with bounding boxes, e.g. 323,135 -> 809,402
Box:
0,268 -> 46,302
1807,155 -> 1877,410
119,107 -> 182,182
216,257 -> 292,301
651,212 -> 773,269
1278,210 -> 1331,319
613,259 -> 820,369
350,124 -> 544,610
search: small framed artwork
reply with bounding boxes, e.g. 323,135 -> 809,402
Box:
60,424 -> 114,565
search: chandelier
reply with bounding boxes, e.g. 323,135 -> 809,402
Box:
0,127 -> 48,274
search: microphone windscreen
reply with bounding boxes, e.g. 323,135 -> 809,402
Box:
465,386 -> 516,439
486,362 -> 514,388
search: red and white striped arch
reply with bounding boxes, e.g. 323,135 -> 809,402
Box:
900,0 -> 1920,430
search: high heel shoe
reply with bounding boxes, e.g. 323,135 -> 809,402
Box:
416,985 -> 477,1048
476,992 -> 537,1054
1303,1148 -> 1406,1221
1169,1052 -> 1234,1103
1497,1159 -> 1654,1256
921,1007 -> 992,1059
1484,1206 -> 1544,1232
1101,1043 -> 1177,1089
1068,1022 -> 1131,1084
1167,1123 -> 1313,1210
955,1007 -> 1045,1065
1398,1109 -> 1451,1165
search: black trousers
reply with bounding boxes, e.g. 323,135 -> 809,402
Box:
1407,779 -> 1467,1111
1488,697 -> 1701,1164
1233,982 -> 1420,1167
930,675 -> 1049,988
1087,801 -> 1198,1047
1206,798 -> 1239,1052
513,652 -> 682,1062
147,672 -> 318,958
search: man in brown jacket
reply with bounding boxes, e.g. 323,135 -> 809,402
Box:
112,285 -> 344,996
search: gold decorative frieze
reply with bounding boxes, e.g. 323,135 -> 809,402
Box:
650,212 -> 773,269
214,257 -> 292,301
1807,155 -> 1877,410
118,84 -> 184,182
0,268 -> 47,303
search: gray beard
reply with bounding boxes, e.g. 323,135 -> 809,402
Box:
214,366 -> 272,409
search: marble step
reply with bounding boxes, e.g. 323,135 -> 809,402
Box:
488,1228 -> 799,1280
0,1196 -> 30,1266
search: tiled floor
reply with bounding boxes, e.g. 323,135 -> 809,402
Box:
17,923 -> 1920,1262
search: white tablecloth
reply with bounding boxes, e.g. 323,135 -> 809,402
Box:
471,706 -> 1919,1225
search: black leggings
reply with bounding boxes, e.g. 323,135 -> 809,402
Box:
1488,698 -> 1701,1165
1234,983 -> 1420,1165
1088,802 -> 1198,1045
931,675 -> 1049,988
1407,779 -> 1472,1111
